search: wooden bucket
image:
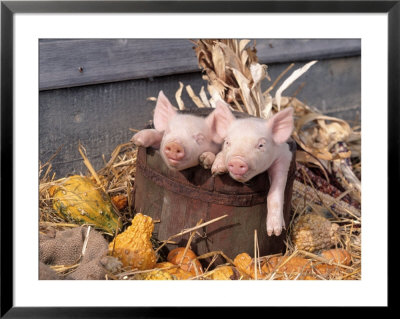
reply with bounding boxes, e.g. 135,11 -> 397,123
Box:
134,140 -> 297,264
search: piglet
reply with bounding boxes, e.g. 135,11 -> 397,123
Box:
210,101 -> 294,236
131,91 -> 223,171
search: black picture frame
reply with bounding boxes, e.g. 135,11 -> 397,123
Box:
1,1 -> 396,317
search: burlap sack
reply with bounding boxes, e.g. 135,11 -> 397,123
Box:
39,226 -> 121,280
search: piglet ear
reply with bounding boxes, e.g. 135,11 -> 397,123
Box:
268,107 -> 294,144
153,91 -> 177,131
205,100 -> 236,144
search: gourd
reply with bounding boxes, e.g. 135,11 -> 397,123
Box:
108,213 -> 157,270
262,256 -> 339,278
321,248 -> 352,266
291,213 -> 340,252
111,194 -> 128,211
167,247 -> 203,276
50,175 -> 122,235
154,262 -> 194,280
262,256 -> 313,273
136,269 -> 176,280
233,253 -> 253,276
209,265 -> 242,280
135,262 -> 194,280
233,252 -> 342,280
233,253 -> 266,279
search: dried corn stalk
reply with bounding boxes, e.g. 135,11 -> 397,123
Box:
193,39 -> 271,117
191,40 -> 320,120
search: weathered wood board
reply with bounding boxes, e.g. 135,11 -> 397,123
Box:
39,39 -> 361,91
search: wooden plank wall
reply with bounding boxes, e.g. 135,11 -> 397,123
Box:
39,39 -> 360,90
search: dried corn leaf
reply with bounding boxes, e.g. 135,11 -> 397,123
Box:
241,50 -> 249,70
199,86 -> 211,108
275,60 -> 318,111
264,63 -> 295,95
175,82 -> 185,110
230,67 -> 256,115
260,94 -> 273,120
206,70 -> 227,99
239,39 -> 251,54
207,84 -> 224,108
250,63 -> 267,90
250,63 -> 271,118
186,85 -> 206,108
292,130 -> 333,161
230,95 -> 245,113
219,42 -> 247,78
211,44 -> 227,82
245,41 -> 259,65
296,112 -> 353,159
193,39 -> 272,117
194,40 -> 214,69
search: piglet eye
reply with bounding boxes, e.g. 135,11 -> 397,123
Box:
225,140 -> 230,146
257,139 -> 266,150
194,133 -> 205,145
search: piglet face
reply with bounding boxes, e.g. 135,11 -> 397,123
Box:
213,101 -> 294,182
222,118 -> 276,182
153,91 -> 223,171
160,114 -> 220,170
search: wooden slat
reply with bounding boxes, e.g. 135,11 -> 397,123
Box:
254,38 -> 361,63
39,39 -> 198,90
39,39 -> 360,90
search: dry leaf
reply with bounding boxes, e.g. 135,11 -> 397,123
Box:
211,44 -> 227,82
186,85 -> 206,108
199,86 -> 211,108
275,60 -> 318,111
230,67 -> 256,115
175,82 -> 185,110
239,39 -> 251,53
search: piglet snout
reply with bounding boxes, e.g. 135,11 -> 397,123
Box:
164,141 -> 185,161
228,158 -> 248,176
